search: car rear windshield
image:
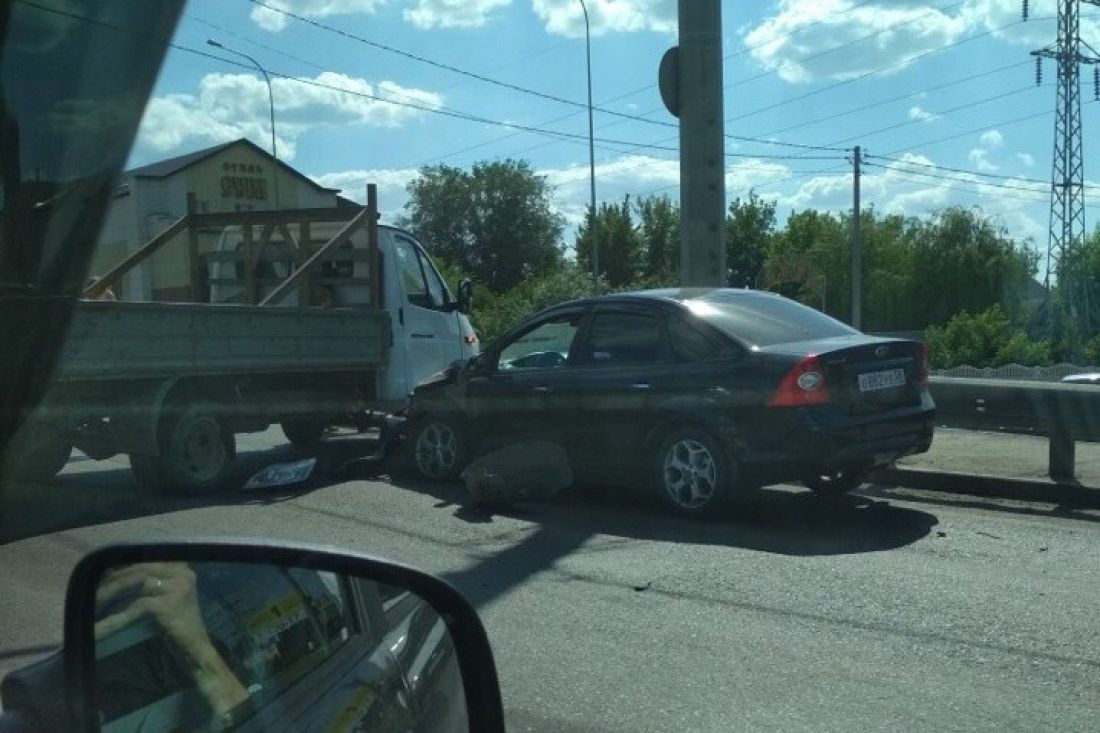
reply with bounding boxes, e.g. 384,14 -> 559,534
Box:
688,292 -> 858,347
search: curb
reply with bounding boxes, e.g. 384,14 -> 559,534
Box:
872,466 -> 1100,509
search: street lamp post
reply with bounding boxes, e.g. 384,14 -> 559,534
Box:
579,0 -> 598,282
207,39 -> 280,210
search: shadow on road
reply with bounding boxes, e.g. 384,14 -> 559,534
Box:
0,435 -> 380,543
377,473 -> 939,608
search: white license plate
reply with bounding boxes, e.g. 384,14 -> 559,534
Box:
858,368 -> 906,392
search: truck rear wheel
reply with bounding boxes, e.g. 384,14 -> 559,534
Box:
131,404 -> 236,495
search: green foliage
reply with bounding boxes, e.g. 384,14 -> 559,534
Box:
469,265 -> 607,345
764,205 -> 1037,333
399,160 -> 564,293
576,196 -> 643,287
726,192 -> 776,288
636,194 -> 680,282
924,305 -> 1052,369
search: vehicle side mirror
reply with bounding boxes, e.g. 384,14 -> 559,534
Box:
63,542 -> 505,733
456,279 -> 473,315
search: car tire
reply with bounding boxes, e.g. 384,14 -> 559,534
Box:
281,418 -> 327,449
411,416 -> 467,481
655,428 -> 730,517
131,404 -> 236,495
803,468 -> 869,497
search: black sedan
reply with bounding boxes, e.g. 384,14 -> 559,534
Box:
406,288 -> 935,515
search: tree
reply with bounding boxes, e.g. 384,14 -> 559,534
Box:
725,192 -> 776,288
635,194 -> 680,283
908,207 -> 1037,329
575,196 -> 643,287
400,160 -> 564,293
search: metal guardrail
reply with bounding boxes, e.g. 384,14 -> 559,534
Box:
933,363 -> 1100,382
929,376 -> 1100,481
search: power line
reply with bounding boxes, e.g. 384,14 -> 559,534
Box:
245,0 -> 683,131
868,154 -> 1052,186
760,60 -> 1031,138
242,0 -> 849,158
725,16 -> 1042,126
827,85 -> 1041,145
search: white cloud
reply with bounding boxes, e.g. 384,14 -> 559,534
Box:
531,0 -> 676,39
1016,152 -> 1035,167
979,129 -> 1004,149
250,0 -> 386,32
311,168 -> 419,218
742,1 -> 969,84
907,105 -> 940,122
738,0 -> 1090,85
968,147 -> 998,173
404,0 -> 511,28
134,72 -> 443,162
965,129 -> 1005,172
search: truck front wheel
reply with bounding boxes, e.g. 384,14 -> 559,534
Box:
131,404 -> 236,495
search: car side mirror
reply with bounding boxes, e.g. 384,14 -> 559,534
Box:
62,542 -> 505,733
456,279 -> 473,315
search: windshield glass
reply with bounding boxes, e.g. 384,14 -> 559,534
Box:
3,2 -> 1100,733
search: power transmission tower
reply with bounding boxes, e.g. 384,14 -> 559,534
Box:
1027,0 -> 1100,335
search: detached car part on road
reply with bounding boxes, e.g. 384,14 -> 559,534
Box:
407,288 -> 936,516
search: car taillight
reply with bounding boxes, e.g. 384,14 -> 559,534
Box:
917,342 -> 930,387
769,355 -> 831,407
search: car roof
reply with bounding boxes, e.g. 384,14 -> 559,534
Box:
549,287 -> 784,310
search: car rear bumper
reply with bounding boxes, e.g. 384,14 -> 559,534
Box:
738,394 -> 935,484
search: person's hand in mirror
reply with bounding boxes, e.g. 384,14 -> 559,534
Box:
95,562 -> 250,724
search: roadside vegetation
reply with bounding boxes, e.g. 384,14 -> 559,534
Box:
400,158 -> 1097,366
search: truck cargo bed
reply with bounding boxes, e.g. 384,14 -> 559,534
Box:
54,301 -> 389,381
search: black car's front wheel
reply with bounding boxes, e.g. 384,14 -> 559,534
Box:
803,468 -> 869,497
412,417 -> 467,481
656,429 -> 730,516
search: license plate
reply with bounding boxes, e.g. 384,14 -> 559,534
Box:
858,368 -> 906,392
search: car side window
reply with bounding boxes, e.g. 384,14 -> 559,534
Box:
498,314 -> 582,370
579,312 -> 665,365
669,319 -> 736,362
394,237 -> 430,307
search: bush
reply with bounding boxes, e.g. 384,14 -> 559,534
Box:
924,304 -> 1052,369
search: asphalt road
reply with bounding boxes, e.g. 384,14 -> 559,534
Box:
2,429 -> 1099,732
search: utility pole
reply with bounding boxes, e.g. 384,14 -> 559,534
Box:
851,145 -> 862,330
677,0 -> 726,287
579,1 -> 598,282
1026,0 -> 1100,330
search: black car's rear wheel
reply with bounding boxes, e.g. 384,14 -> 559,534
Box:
656,429 -> 730,516
412,417 -> 467,481
803,468 -> 869,497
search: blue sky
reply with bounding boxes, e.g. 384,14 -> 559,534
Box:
134,0 -> 1100,262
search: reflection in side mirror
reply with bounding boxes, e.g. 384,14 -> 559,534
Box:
65,544 -> 504,733
456,279 -> 473,315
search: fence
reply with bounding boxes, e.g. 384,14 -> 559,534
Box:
932,363 -> 1099,382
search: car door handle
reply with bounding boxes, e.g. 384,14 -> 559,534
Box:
630,383 -> 651,390
411,332 -> 435,339
532,385 -> 551,394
